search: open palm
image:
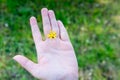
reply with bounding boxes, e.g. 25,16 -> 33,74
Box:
13,8 -> 78,80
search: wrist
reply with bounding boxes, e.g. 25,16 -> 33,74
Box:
42,72 -> 78,80
60,72 -> 78,80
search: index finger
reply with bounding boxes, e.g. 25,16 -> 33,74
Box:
30,16 -> 42,52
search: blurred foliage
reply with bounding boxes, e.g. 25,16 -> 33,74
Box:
0,0 -> 120,80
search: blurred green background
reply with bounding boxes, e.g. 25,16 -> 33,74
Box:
0,0 -> 120,80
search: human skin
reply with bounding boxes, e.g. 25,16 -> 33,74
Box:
13,8 -> 78,80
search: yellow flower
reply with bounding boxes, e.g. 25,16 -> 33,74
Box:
47,31 -> 57,39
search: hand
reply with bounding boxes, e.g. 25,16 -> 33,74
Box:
13,8 -> 78,80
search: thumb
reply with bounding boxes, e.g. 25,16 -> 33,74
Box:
13,55 -> 37,74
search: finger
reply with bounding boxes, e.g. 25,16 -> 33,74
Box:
13,55 -> 36,74
30,16 -> 42,50
41,8 -> 51,38
48,10 -> 59,37
57,20 -> 69,41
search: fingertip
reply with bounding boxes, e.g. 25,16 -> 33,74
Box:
57,20 -> 61,22
48,10 -> 54,14
57,20 -> 63,27
30,16 -> 37,25
13,55 -> 24,64
13,55 -> 22,61
57,20 -> 62,24
41,8 -> 48,13
30,16 -> 35,21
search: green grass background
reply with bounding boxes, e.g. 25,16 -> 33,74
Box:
0,0 -> 120,80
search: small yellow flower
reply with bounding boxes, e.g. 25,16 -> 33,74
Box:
47,31 -> 57,39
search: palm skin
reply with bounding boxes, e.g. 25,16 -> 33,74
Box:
13,8 -> 78,80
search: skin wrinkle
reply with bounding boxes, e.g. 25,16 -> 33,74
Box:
38,55 -> 48,65
43,39 -> 73,51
